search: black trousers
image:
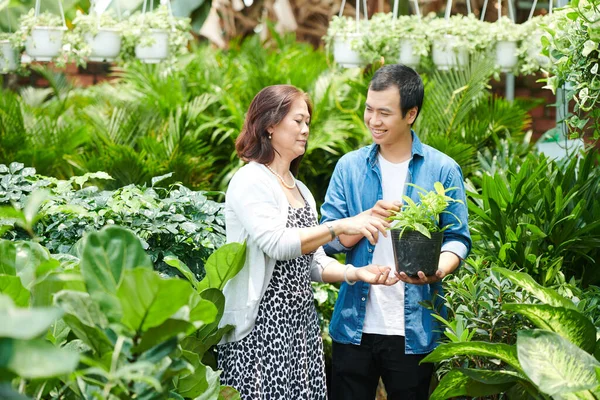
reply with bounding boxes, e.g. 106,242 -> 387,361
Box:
331,334 -> 434,400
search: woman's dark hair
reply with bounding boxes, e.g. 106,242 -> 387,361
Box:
235,84 -> 312,176
370,64 -> 424,123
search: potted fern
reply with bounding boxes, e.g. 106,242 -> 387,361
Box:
15,9 -> 67,62
388,182 -> 462,276
0,33 -> 17,72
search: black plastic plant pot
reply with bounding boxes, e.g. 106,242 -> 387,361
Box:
391,230 -> 443,277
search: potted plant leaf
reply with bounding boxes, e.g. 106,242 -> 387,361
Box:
0,32 -> 17,73
324,15 -> 366,68
120,4 -> 192,64
14,9 -> 67,62
388,182 -> 462,277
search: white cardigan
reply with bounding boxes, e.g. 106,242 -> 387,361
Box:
219,161 -> 336,343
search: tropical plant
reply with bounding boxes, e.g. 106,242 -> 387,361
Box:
423,267 -> 600,400
467,149 -> 600,287
388,182 -> 462,238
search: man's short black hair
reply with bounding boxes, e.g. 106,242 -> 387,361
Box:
369,64 -> 424,122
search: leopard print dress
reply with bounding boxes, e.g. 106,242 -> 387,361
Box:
217,202 -> 328,400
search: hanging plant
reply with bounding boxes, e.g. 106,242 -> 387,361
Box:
323,15 -> 367,68
0,32 -> 18,73
516,14 -> 554,75
13,9 -> 67,64
66,11 -> 122,66
119,5 -> 192,66
391,15 -> 430,68
488,17 -> 523,73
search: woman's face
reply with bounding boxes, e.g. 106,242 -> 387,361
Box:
269,97 -> 310,163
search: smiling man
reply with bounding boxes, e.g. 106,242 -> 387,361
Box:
320,64 -> 472,400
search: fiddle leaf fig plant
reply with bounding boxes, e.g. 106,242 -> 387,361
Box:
388,182 -> 462,238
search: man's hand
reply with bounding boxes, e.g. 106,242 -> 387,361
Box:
398,268 -> 450,285
369,200 -> 402,220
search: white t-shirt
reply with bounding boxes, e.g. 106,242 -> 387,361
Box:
362,154 -> 409,336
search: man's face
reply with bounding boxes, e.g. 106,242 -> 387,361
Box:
364,86 -> 416,147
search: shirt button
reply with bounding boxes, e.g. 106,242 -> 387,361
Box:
362,297 -> 366,301
368,248 -> 373,253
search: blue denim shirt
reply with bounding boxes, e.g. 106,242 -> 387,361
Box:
320,132 -> 471,354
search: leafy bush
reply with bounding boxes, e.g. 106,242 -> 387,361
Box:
0,163 -> 225,280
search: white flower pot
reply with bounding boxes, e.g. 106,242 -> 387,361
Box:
432,35 -> 468,70
333,34 -> 364,68
536,138 -> 585,161
85,28 -> 122,62
495,40 -> 518,71
0,40 -> 17,72
135,29 -> 169,63
398,40 -> 420,67
25,26 -> 66,61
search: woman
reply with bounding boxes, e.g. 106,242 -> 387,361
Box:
217,85 -> 398,399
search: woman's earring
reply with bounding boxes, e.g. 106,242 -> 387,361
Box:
268,133 -> 272,140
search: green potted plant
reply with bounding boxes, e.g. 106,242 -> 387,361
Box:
14,9 -> 67,62
70,10 -> 122,64
388,182 -> 462,276
427,14 -> 489,70
120,5 -> 192,64
0,32 -> 17,72
324,15 -> 366,68
488,17 -> 523,72
392,15 -> 430,68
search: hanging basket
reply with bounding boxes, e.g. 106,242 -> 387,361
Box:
86,28 -> 122,62
495,40 -> 518,71
432,34 -> 468,70
0,40 -> 17,72
25,26 -> 66,61
135,29 -> 169,63
398,40 -> 420,68
333,33 -> 364,68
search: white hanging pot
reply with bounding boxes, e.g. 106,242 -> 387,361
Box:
398,40 -> 420,68
135,29 -> 169,63
333,33 -> 364,68
25,26 -> 66,61
0,40 -> 17,72
495,40 -> 518,71
432,34 -> 468,70
85,28 -> 122,62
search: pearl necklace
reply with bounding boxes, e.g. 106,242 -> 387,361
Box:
265,164 -> 296,189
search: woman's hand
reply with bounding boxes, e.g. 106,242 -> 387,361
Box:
351,264 -> 400,286
336,212 -> 390,245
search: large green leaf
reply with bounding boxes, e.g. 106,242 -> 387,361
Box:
0,240 -> 51,289
0,296 -> 63,340
517,329 -> 600,396
493,267 -> 577,310
504,303 -> 597,354
117,268 -> 194,333
0,338 -> 79,379
62,314 -> 113,356
134,319 -> 195,354
0,383 -> 30,400
422,341 -> 522,372
219,386 -> 241,400
430,369 -> 516,400
54,290 -> 108,328
0,275 -> 29,307
31,270 -> 86,307
80,226 -> 153,295
197,242 -> 246,292
178,350 -> 221,399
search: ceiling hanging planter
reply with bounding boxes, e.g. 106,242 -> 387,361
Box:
25,0 -> 67,62
0,9 -> 17,73
488,0 -> 519,72
84,0 -> 122,62
430,0 -> 469,70
393,0 -> 423,68
332,0 -> 366,68
134,0 -> 172,63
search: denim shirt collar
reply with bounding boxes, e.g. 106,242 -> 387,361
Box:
365,130 -> 424,168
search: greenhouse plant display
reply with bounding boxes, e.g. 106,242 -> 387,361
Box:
71,10 -> 121,63
388,182 -> 462,276
0,33 -> 17,72
14,9 -> 67,62
120,4 -> 192,64
324,15 -> 366,68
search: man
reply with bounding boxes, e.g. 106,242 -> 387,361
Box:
320,64 -> 471,400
